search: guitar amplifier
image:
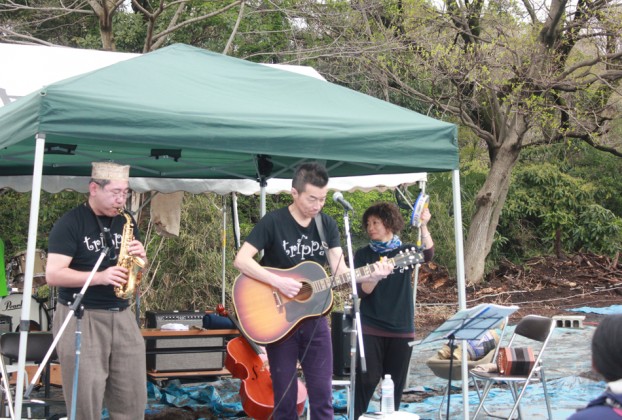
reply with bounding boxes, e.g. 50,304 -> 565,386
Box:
145,310 -> 225,372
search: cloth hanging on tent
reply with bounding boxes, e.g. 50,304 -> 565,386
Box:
0,238 -> 7,296
150,192 -> 183,237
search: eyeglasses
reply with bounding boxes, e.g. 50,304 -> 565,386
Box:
94,181 -> 131,198
103,188 -> 131,198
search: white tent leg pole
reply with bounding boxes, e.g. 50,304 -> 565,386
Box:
259,184 -> 266,260
260,184 -> 266,218
221,195 -> 227,305
406,180 -> 426,390
14,133 -> 46,420
412,180 -> 426,315
232,193 -> 241,250
452,169 -> 468,419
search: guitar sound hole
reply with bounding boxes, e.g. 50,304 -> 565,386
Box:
296,281 -> 312,301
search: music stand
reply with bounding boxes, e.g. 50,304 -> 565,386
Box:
420,303 -> 518,419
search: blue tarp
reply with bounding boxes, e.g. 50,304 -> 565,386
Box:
140,374 -> 603,419
570,305 -> 622,315
406,376 -> 604,419
140,377 -> 349,419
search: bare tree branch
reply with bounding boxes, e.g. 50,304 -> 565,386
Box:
223,1 -> 245,56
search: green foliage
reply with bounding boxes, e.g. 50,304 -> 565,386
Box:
558,140 -> 622,217
110,12 -> 148,53
0,190 -> 84,257
141,193 -> 238,314
500,163 -> 621,257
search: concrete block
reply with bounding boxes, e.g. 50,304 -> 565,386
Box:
553,315 -> 585,328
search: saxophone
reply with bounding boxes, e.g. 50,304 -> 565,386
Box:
115,209 -> 146,299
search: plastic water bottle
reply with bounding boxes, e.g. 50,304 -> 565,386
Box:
380,374 -> 395,415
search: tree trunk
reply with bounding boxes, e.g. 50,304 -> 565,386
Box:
88,0 -> 118,51
464,131 -> 523,284
100,27 -> 115,51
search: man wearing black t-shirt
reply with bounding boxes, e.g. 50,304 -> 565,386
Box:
46,162 -> 148,420
234,162 -> 391,419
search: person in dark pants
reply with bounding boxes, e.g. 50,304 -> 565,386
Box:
568,314 -> 622,419
46,162 -> 148,420
353,202 -> 434,418
234,162 -> 391,419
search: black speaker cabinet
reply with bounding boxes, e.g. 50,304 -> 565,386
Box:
331,310 -> 352,377
145,310 -> 224,372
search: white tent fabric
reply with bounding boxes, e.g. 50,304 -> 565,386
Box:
2,173 -> 426,194
0,43 -> 324,108
0,44 -> 138,106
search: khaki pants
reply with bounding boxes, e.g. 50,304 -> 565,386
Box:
53,303 -> 147,420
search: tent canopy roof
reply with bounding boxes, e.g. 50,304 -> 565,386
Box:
0,44 -> 457,183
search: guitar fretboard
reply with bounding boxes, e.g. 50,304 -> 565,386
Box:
311,264 -> 377,292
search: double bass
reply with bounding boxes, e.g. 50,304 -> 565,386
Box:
224,311 -> 307,419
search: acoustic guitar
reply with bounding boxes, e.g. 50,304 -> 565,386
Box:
232,248 -> 424,344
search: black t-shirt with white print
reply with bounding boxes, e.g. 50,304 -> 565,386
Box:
245,207 -> 341,270
47,203 -> 140,309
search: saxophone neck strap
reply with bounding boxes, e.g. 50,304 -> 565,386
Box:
85,202 -> 118,262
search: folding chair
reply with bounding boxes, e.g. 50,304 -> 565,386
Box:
469,315 -> 556,420
426,317 -> 508,419
0,332 -> 59,419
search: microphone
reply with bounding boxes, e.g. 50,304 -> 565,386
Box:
333,192 -> 354,211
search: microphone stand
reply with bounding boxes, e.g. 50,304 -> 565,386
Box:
341,208 -> 365,420
23,248 -> 108,420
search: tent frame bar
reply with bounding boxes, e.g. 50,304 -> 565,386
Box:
14,133 -> 46,420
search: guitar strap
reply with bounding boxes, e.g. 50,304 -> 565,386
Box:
314,213 -> 333,276
314,213 -> 329,251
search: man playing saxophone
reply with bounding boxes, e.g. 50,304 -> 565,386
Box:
46,162 -> 148,420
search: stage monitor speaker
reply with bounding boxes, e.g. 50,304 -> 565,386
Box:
331,310 -> 352,377
145,310 -> 224,372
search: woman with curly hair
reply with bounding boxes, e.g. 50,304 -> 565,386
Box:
353,201 -> 434,418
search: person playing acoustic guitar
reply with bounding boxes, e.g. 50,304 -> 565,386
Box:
234,162 -> 392,419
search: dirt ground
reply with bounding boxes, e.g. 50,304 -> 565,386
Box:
414,252 -> 622,337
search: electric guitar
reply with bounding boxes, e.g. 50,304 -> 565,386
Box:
231,248 -> 424,344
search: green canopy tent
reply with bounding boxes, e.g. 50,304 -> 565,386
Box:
0,44 -> 456,177
0,43 -> 467,418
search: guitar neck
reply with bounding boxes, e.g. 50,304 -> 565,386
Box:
311,256 -> 395,293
